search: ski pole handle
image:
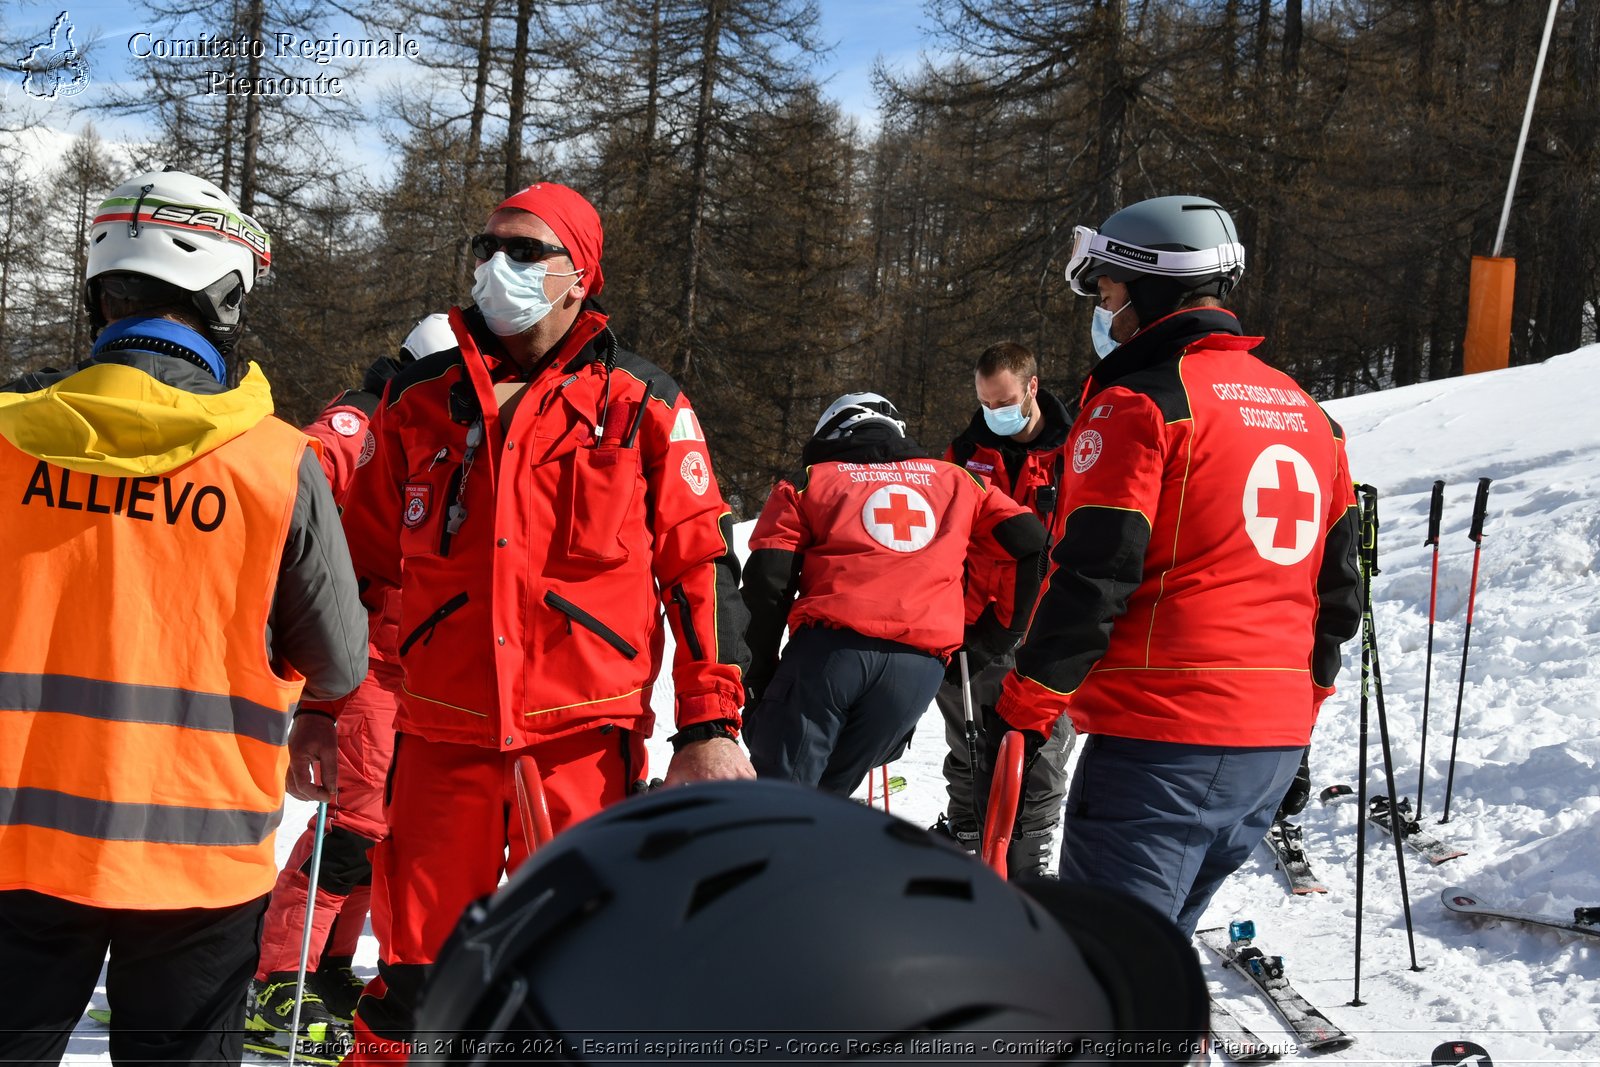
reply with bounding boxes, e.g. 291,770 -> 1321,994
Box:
1357,483 -> 1380,575
1468,477 -> 1492,543
1425,480 -> 1444,547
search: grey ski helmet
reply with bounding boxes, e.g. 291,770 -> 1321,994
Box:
1066,195 -> 1245,314
413,781 -> 1209,1065
813,392 -> 906,441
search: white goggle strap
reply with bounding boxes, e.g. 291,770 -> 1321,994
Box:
1067,229 -> 1247,295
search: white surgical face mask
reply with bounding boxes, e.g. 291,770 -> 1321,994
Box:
471,253 -> 582,337
1091,300 -> 1135,359
982,391 -> 1032,437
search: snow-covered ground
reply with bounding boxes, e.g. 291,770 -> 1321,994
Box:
67,346 -> 1600,1063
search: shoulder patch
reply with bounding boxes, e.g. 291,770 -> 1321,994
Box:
669,406 -> 705,442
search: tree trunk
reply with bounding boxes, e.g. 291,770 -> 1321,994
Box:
238,0 -> 264,212
678,0 -> 726,378
504,0 -> 534,196
1093,0 -> 1127,220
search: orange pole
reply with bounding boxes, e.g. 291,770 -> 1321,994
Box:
1463,256 -> 1514,375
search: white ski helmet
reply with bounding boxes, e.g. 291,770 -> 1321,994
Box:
85,171 -> 271,353
1064,195 -> 1245,299
399,313 -> 456,362
813,392 -> 907,441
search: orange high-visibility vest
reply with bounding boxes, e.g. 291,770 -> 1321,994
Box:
0,417 -> 309,910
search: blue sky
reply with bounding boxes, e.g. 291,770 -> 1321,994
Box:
6,0 -> 936,142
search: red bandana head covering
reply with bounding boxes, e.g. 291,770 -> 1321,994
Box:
494,182 -> 605,297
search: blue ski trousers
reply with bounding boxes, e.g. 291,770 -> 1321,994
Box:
1059,735 -> 1305,936
745,626 -> 944,798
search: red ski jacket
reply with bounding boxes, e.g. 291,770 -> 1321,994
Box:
303,387 -> 402,674
945,387 -> 1074,630
742,447 -> 1044,696
338,305 -> 749,749
998,308 -> 1362,747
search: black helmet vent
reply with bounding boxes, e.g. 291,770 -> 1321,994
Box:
686,859 -> 768,918
903,877 -> 973,901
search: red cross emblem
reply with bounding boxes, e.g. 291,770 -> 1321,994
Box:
1243,446 -> 1320,565
874,492 -> 927,541
1257,460 -> 1315,549
861,484 -> 936,552
680,450 -> 710,496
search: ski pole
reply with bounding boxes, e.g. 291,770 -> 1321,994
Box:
880,764 -> 891,814
981,730 -> 1025,879
288,801 -> 329,1067
1441,478 -> 1492,825
513,754 -> 554,854
1349,484 -> 1375,1007
959,651 -> 983,829
1361,487 -> 1422,974
1415,480 -> 1445,815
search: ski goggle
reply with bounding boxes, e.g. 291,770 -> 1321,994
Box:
1064,224 -> 1246,297
470,233 -> 572,264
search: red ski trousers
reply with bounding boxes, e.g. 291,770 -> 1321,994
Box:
347,726 -> 644,1066
255,663 -> 400,979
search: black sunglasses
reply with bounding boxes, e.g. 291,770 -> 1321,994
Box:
470,233 -> 571,264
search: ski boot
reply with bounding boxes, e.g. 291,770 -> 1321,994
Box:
929,812 -> 980,854
314,956 -> 368,1024
245,972 -> 350,1063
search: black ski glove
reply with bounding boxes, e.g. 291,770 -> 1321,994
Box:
977,704 -> 1047,791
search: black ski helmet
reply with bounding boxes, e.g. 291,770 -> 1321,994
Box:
1065,195 -> 1245,323
414,781 -> 1209,1065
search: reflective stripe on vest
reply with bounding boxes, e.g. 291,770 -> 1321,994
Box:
0,416 -> 308,910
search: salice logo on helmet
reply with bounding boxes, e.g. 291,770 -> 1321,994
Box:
1242,445 -> 1321,566
148,203 -> 271,271
861,486 -> 935,552
19,11 -> 90,100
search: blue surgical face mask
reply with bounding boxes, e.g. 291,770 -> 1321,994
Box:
471,253 -> 582,337
982,393 -> 1031,437
1091,300 -> 1135,359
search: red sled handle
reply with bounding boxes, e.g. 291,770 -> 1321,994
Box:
514,754 -> 555,852
981,731 -> 1026,878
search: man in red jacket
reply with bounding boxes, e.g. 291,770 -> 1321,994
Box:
934,342 -> 1077,877
994,195 -> 1361,936
742,393 -> 1044,797
287,183 -> 753,1065
247,314 -> 458,1054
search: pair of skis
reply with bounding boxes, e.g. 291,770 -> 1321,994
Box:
1200,920 -> 1353,1062
1201,923 -> 1491,1065
1320,784 -> 1466,865
1261,820 -> 1327,895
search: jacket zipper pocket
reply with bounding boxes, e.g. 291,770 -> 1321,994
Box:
670,583 -> 705,660
545,590 -> 638,660
399,591 -> 469,656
